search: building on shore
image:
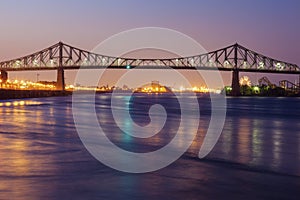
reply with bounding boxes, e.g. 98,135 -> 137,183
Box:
135,81 -> 172,93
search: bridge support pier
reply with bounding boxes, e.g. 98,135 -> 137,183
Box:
56,42 -> 65,91
0,70 -> 8,83
56,68 -> 65,91
231,69 -> 240,96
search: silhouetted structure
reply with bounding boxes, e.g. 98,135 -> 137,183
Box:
0,70 -> 8,82
0,42 -> 299,94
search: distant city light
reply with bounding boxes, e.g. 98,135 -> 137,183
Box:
253,86 -> 260,93
0,78 -> 225,95
0,79 -> 56,90
240,76 -> 251,86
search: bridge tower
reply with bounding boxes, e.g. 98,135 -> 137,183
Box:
56,42 -> 65,91
231,43 -> 241,96
0,70 -> 8,83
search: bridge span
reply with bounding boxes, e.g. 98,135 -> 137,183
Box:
0,42 -> 299,96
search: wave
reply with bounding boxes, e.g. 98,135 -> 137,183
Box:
182,153 -> 300,178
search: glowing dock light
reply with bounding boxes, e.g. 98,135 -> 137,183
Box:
126,65 -> 131,69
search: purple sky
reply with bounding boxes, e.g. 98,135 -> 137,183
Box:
0,0 -> 299,88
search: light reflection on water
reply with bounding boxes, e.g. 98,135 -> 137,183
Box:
0,95 -> 300,199
209,97 -> 300,176
0,100 -> 43,107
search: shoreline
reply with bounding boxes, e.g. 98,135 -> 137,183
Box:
0,89 -> 72,100
1,89 -> 299,100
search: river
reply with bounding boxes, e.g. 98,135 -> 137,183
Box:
0,94 -> 299,199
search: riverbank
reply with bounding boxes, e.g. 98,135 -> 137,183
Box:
0,89 -> 72,100
1,89 -> 299,100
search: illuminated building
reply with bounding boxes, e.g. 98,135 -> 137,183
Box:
135,81 -> 172,93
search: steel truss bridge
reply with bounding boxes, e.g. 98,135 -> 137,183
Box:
0,42 -> 299,95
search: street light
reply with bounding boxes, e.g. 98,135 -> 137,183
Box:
37,73 -> 40,82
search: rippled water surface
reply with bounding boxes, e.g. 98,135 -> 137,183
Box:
0,95 -> 299,199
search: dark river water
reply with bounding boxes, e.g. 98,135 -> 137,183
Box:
0,94 -> 300,199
